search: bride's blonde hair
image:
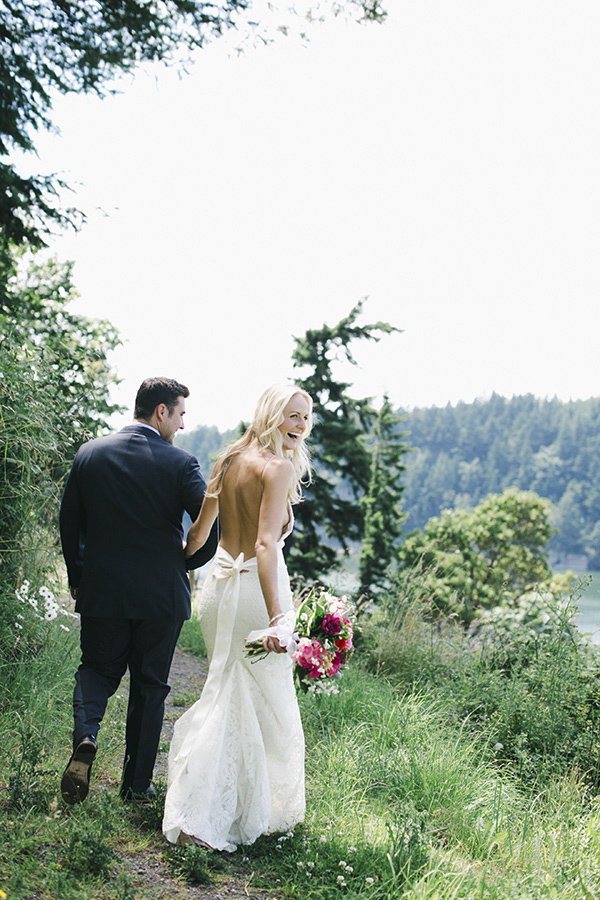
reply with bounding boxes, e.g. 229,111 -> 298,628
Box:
206,384 -> 313,504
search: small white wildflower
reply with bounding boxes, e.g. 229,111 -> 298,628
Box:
15,623 -> 23,630
338,861 -> 346,868
307,861 -> 315,868
345,866 -> 353,874
319,835 -> 327,843
366,877 -> 375,886
337,875 -> 346,884
297,862 -> 304,869
349,846 -> 357,852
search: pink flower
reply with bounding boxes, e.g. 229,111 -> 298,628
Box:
322,614 -> 343,635
331,651 -> 343,674
292,638 -> 323,678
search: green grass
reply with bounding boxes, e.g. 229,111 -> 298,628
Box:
243,669 -> 600,899
3,598 -> 600,899
177,613 -> 207,657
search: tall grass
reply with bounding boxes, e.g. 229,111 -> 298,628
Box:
364,569 -> 600,792
0,340 -> 65,669
245,669 -> 600,899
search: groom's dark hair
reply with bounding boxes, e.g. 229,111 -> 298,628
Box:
134,377 -> 190,420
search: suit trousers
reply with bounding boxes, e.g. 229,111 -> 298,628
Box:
74,616 -> 183,794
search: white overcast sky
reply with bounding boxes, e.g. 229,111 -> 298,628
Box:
22,0 -> 600,432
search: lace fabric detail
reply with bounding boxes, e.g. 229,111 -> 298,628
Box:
163,528 -> 305,851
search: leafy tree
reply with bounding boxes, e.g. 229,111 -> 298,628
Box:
0,0 -> 242,266
2,249 -> 122,453
551,482 -> 586,556
358,395 -> 408,597
396,488 -> 556,625
1,248 -> 121,658
287,298 -> 399,579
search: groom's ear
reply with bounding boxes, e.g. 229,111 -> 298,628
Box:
156,403 -> 168,422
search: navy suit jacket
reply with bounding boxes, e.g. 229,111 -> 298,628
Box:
59,424 -> 217,621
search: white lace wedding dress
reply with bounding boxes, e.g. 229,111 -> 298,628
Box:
162,519 -> 305,851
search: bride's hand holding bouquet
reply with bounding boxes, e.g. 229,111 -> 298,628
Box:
245,588 -> 355,696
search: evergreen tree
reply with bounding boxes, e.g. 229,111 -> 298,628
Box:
358,395 -> 409,597
400,394 -> 600,565
287,299 -> 399,579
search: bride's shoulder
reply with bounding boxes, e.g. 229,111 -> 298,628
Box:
262,454 -> 294,482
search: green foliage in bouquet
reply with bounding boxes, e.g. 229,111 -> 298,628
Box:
292,589 -> 355,696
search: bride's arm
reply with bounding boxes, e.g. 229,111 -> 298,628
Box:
185,494 -> 219,557
255,457 -> 294,653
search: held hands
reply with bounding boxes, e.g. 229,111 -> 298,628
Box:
183,540 -> 194,559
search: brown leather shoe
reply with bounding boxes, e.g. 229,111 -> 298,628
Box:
60,737 -> 97,805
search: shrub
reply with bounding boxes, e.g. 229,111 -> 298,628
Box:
367,576 -> 600,791
0,341 -> 65,665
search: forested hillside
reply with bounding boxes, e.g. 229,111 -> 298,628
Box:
402,394 -> 600,567
176,425 -> 238,478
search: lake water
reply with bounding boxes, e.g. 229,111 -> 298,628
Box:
572,570 -> 600,643
329,563 -> 600,645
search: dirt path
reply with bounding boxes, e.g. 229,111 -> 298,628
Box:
118,647 -> 277,900
155,645 -> 210,780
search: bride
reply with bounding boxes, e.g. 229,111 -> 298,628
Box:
162,384 -> 312,851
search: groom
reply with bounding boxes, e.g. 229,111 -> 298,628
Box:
59,377 -> 218,805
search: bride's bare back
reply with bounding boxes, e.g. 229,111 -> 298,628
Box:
218,446 -> 292,562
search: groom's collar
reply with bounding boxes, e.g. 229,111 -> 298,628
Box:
134,421 -> 160,437
120,422 -> 162,439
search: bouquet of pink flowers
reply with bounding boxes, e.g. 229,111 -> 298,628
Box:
291,589 -> 354,696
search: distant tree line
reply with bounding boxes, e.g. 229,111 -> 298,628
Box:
401,393 -> 600,568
